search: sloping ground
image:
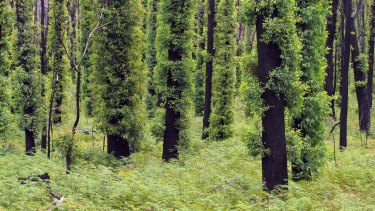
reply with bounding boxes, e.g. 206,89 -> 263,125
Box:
0,133 -> 374,210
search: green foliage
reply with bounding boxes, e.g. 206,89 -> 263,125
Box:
291,0 -> 331,179
260,0 -> 304,111
209,0 -> 237,141
240,50 -> 265,117
155,0 -> 195,148
242,121 -> 270,157
145,0 -> 159,117
193,1 -> 205,116
0,1 -> 13,135
13,0 -> 43,134
1,130 -> 375,209
150,108 -> 165,142
80,0 -> 99,116
49,0 -> 70,123
93,0 -> 147,149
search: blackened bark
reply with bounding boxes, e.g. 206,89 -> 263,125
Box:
107,134 -> 130,158
202,0 -> 215,139
325,0 -> 339,117
25,128 -> 36,155
349,7 -> 370,133
368,3 -> 375,107
40,0 -> 48,150
256,11 -> 288,191
340,0 -> 351,149
47,71 -> 57,159
162,48 -> 183,161
69,0 -> 77,79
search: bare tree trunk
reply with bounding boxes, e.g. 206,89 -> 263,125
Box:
41,0 -> 48,151
325,0 -> 339,117
368,3 -> 375,107
202,0 -> 215,140
340,0 -> 352,149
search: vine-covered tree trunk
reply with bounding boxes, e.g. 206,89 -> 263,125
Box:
256,10 -> 287,191
292,0 -> 329,181
162,67 -> 181,160
157,0 -> 194,161
349,1 -> 370,133
368,3 -> 375,108
194,0 -> 205,116
202,0 -> 215,140
68,0 -> 78,80
16,0 -> 41,155
209,0 -> 236,140
340,0 -> 351,148
325,0 -> 339,117
94,0 -> 146,159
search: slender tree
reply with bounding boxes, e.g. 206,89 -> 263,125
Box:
15,0 -> 43,155
202,0 -> 215,139
194,0 -> 205,116
325,0 -> 339,117
67,0 -> 78,80
340,0 -> 351,149
146,0 -> 159,103
80,0 -> 97,116
209,0 -> 236,140
368,2 -> 375,107
93,0 -> 146,158
79,0 -> 100,117
40,0 -> 48,150
156,0 -> 194,161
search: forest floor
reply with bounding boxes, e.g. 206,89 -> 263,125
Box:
1,92 -> 375,210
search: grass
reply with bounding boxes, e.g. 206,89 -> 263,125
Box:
0,82 -> 375,210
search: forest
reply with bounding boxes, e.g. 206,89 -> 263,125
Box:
0,0 -> 375,209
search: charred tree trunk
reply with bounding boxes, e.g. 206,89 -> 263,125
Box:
107,134 -> 131,158
202,0 -> 215,140
368,3 -> 375,108
68,0 -> 77,80
256,10 -> 288,191
40,0 -> 48,151
25,128 -> 36,155
162,49 -> 183,161
349,5 -> 370,133
325,0 -> 339,117
340,0 -> 351,149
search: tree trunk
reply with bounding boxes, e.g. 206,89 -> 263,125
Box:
349,6 -> 370,133
69,0 -> 77,80
325,0 -> 339,117
368,3 -> 375,108
162,48 -> 183,161
40,0 -> 48,151
202,0 -> 215,139
256,10 -> 288,191
340,0 -> 351,149
107,134 -> 131,158
25,128 -> 36,155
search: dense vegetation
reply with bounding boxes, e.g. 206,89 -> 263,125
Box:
0,0 -> 374,209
